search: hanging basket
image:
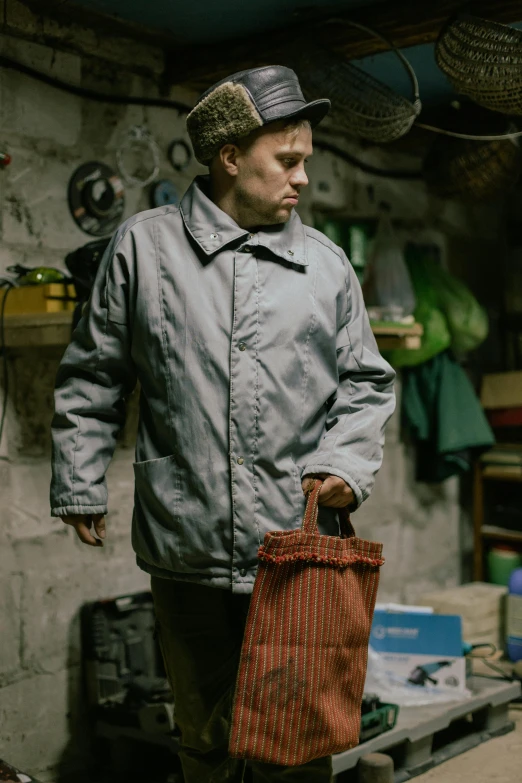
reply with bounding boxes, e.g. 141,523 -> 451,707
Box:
295,20 -> 421,143
423,134 -> 521,200
436,13 -> 522,116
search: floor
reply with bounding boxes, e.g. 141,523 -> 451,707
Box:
415,705 -> 522,783
26,706 -> 522,782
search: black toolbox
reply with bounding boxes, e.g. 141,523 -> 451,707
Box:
81,590 -> 181,781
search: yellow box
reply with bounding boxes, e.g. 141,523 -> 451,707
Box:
481,371 -> 522,409
2,283 -> 76,315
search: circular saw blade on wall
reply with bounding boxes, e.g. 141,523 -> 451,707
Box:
68,161 -> 125,236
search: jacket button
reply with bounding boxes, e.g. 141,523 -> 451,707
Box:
287,250 -> 294,256
240,568 -> 247,577
237,457 -> 244,465
238,342 -> 247,351
243,245 -> 251,253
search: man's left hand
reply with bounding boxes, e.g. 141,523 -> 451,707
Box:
301,473 -> 355,508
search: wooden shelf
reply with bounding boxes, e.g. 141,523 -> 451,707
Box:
3,312 -> 73,348
370,322 -> 423,351
474,460 -> 522,579
481,466 -> 522,483
4,312 -> 424,351
481,525 -> 522,544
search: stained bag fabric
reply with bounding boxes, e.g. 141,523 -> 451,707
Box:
229,479 -> 384,765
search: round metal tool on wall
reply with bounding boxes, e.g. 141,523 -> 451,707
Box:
149,179 -> 179,208
68,161 -> 125,236
168,139 -> 192,172
116,125 -> 160,188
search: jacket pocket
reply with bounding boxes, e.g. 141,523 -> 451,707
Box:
132,453 -> 230,573
132,455 -> 184,566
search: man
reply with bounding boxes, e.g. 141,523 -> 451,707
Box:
50,66 -> 395,782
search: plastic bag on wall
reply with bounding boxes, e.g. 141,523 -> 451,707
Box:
385,245 -> 451,368
427,262 -> 489,355
385,244 -> 488,367
365,210 -> 416,320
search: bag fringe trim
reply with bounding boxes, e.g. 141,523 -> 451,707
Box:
257,549 -> 385,568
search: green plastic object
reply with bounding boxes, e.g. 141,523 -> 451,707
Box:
19,267 -> 65,285
423,261 -> 489,354
384,246 -> 451,368
487,546 -> 522,586
359,702 -> 399,744
384,244 -> 488,368
314,216 -> 375,284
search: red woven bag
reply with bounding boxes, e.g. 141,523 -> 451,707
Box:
229,478 -> 384,766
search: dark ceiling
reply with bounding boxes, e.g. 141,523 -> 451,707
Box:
69,0 -> 384,45
60,1 -> 522,107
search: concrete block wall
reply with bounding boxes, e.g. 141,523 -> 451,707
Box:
0,4 -> 200,779
0,3 -> 504,779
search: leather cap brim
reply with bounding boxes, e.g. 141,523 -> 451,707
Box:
263,98 -> 331,128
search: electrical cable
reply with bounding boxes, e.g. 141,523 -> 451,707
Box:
416,122 -> 522,141
0,283 -> 13,452
0,53 -> 426,180
467,643 -> 516,682
3,54 -> 521,166
313,139 -> 423,179
0,55 -> 192,113
476,657 -> 514,681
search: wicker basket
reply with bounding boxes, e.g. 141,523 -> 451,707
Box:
296,20 -> 421,143
436,13 -> 522,116
423,134 -> 521,200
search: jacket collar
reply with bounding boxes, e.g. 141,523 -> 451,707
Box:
180,176 -> 308,267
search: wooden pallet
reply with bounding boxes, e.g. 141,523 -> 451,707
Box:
333,676 -> 521,782
96,677 -> 519,782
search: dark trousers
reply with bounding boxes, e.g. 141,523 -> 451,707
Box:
151,577 -> 333,782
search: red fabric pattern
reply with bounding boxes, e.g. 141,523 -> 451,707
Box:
229,480 -> 384,765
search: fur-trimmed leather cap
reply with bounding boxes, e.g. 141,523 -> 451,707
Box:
187,65 -> 330,165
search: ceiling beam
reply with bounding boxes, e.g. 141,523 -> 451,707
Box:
168,0 -> 522,91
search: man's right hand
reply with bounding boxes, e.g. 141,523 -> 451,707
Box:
61,514 -> 106,547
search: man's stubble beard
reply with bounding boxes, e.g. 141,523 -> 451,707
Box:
235,181 -> 290,227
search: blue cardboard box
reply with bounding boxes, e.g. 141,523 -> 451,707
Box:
370,610 -> 466,695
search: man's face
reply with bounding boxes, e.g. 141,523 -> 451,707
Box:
232,121 -> 313,227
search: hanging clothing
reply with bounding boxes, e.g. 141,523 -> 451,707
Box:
402,351 -> 494,482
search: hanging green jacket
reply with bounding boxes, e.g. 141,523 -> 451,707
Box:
403,351 -> 494,482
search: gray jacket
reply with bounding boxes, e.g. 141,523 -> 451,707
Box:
50,176 -> 395,593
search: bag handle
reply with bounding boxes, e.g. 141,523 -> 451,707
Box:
302,479 -> 356,538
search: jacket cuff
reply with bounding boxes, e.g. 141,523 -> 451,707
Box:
300,463 -> 364,508
51,504 -> 108,518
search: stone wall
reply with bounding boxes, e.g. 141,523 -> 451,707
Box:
0,4 -> 199,779
0,3 -> 505,779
